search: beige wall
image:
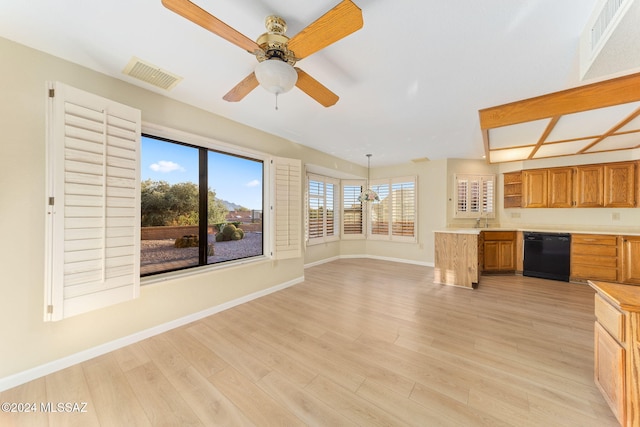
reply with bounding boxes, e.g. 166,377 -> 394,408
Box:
0,37 -> 360,380
3,34 -> 640,384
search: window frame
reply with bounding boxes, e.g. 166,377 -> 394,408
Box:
140,132 -> 267,276
140,123 -> 301,282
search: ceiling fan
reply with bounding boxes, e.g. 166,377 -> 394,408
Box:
161,0 -> 363,107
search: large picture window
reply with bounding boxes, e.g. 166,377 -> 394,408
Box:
140,135 -> 264,276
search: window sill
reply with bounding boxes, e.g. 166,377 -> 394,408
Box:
140,255 -> 270,286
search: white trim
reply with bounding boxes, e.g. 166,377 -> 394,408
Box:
304,254 -> 433,269
0,275 -> 303,392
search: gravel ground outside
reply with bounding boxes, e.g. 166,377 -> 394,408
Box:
140,232 -> 263,273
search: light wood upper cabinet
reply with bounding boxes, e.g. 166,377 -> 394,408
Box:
522,169 -> 548,208
621,236 -> 640,284
503,171 -> 522,208
575,164 -> 604,207
604,162 -> 636,208
507,160 -> 638,209
548,167 -> 574,208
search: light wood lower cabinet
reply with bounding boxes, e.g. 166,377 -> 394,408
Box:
622,236 -> 640,285
481,231 -> 516,273
594,321 -> 625,423
589,282 -> 640,427
571,234 -> 619,282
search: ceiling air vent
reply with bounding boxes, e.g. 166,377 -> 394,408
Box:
122,57 -> 182,91
590,0 -> 626,51
579,0 -> 636,80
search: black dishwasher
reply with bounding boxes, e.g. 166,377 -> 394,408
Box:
523,232 -> 571,282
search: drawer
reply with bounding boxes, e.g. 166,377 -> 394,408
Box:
595,293 -> 625,343
571,254 -> 618,268
572,244 -> 617,257
482,231 -> 515,241
573,265 -> 618,282
572,234 -> 618,246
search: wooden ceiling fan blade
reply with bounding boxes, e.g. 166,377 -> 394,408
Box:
288,0 -> 363,59
295,68 -> 339,107
223,72 -> 259,102
162,0 -> 261,53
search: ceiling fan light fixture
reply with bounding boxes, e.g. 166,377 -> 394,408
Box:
254,59 -> 298,95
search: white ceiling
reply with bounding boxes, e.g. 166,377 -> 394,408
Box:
1,0 -> 621,167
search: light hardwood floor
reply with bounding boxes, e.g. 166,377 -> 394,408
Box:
1,259 -> 619,426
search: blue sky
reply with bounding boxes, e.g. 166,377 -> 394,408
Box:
141,136 -> 263,210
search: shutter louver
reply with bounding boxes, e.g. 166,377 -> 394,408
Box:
370,183 -> 389,236
46,82 -> 140,321
308,179 -> 324,240
273,157 -> 301,259
326,183 -> 334,237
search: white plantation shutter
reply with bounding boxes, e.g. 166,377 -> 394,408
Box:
391,179 -> 416,239
45,82 -> 141,321
273,157 -> 301,259
454,174 -> 495,218
370,182 -> 390,236
306,174 -> 338,244
307,178 -> 324,240
368,177 -> 417,242
342,182 -> 364,237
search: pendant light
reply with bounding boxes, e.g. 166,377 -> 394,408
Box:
359,154 -> 379,202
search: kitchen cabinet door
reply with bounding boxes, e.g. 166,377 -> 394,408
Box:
604,162 -> 636,207
482,231 -> 516,273
548,167 -> 573,208
575,165 -> 604,207
523,169 -> 548,208
594,321 -> 626,425
621,236 -> 640,284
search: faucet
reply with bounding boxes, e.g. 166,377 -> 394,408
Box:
475,217 -> 481,228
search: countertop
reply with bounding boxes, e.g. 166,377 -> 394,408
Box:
588,280 -> 640,312
434,228 -> 640,236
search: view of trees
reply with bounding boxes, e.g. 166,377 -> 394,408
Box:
140,179 -> 228,227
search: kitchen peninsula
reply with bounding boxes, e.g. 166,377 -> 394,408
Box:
435,228 -> 640,288
433,229 -> 482,289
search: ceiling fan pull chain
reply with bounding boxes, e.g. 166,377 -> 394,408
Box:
275,93 -> 279,110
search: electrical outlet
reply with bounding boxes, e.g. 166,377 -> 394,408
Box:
510,212 -> 521,218
612,212 -> 620,221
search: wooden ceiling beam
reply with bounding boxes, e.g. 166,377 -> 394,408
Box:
578,106 -> 640,153
528,116 -> 560,159
479,71 -> 640,130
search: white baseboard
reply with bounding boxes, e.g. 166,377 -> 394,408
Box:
306,254 -> 433,269
0,276 -> 304,393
